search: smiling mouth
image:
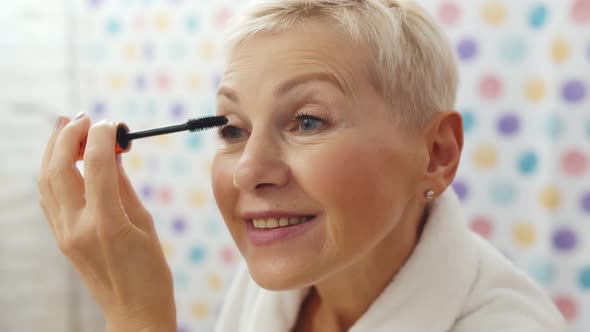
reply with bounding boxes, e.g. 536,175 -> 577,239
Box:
247,216 -> 316,230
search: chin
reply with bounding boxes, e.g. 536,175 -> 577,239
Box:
246,258 -> 319,291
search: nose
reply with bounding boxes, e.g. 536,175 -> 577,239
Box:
233,133 -> 290,192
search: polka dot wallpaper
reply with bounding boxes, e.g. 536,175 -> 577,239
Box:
76,0 -> 590,330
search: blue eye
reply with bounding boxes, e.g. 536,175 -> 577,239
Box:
294,113 -> 325,133
218,125 -> 245,140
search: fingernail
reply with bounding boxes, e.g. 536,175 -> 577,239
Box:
95,119 -> 112,126
73,112 -> 85,121
54,116 -> 65,130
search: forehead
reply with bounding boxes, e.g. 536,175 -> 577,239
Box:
221,22 -> 371,97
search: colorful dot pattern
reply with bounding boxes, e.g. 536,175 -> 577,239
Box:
78,0 -> 590,330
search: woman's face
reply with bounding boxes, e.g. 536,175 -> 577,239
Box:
212,22 -> 429,290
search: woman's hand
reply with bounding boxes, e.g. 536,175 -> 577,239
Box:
38,113 -> 176,332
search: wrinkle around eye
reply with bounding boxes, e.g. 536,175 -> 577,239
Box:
284,132 -> 338,147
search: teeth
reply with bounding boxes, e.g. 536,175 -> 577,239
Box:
279,217 -> 289,226
267,218 -> 278,228
251,216 -> 313,229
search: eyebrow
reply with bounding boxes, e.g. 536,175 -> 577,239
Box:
216,72 -> 345,104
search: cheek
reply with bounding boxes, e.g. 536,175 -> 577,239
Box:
294,140 -> 415,248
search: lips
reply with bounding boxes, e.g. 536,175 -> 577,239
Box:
241,213 -> 321,246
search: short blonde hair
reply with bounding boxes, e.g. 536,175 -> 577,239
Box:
224,0 -> 458,130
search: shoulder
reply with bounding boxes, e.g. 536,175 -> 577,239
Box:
452,234 -> 567,332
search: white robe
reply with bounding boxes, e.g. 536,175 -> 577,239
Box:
214,189 -> 566,332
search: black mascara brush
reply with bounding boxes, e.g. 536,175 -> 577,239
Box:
77,115 -> 228,161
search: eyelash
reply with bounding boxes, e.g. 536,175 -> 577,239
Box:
217,112 -> 326,141
291,111 -> 322,123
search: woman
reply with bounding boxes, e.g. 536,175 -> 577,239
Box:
38,0 -> 565,331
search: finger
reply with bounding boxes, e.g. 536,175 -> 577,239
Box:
116,157 -> 155,234
42,116 -> 70,171
39,116 -> 71,230
83,120 -> 127,227
47,113 -> 91,214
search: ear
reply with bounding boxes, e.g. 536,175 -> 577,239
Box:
421,111 -> 463,199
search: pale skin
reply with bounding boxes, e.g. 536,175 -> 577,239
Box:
38,21 -> 462,332
212,22 -> 463,332
38,115 -> 177,331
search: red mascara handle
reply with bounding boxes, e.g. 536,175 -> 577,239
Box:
77,123 -> 132,161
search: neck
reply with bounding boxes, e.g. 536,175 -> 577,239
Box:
301,202 -> 429,331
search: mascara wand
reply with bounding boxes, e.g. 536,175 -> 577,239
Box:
77,115 -> 228,161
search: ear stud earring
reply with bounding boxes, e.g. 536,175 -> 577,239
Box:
425,189 -> 435,200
